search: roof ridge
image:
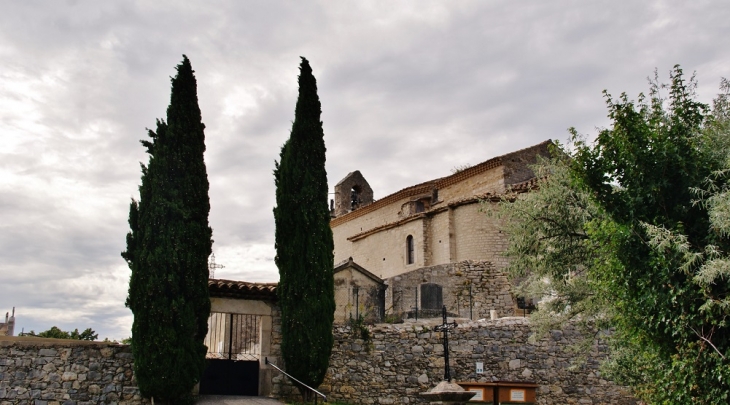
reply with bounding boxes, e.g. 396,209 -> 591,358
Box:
330,140 -> 552,227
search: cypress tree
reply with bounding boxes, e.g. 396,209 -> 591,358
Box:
122,55 -> 212,405
273,57 -> 335,398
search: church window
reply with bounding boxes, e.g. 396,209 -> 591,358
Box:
406,235 -> 415,265
415,201 -> 425,213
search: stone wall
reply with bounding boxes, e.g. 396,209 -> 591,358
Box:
450,203 -> 509,270
272,318 -> 637,405
0,337 -> 148,405
386,261 -> 515,320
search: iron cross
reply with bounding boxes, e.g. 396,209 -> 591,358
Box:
434,305 -> 458,381
208,253 -> 225,279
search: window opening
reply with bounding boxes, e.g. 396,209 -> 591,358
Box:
351,185 -> 363,211
406,235 -> 415,265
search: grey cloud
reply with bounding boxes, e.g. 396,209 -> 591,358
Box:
1,0 -> 729,340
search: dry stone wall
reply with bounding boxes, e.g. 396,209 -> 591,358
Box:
272,318 -> 637,405
0,337 -> 148,405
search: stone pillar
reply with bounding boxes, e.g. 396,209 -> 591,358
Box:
259,315 -> 273,396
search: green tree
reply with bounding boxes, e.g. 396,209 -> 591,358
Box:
122,55 -> 212,405
70,327 -> 99,341
496,67 -> 730,403
273,57 -> 335,399
489,150 -> 610,351
30,326 -> 98,340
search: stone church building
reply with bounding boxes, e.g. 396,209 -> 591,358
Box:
330,140 -> 551,322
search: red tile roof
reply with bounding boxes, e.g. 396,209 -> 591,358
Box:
208,279 -> 278,301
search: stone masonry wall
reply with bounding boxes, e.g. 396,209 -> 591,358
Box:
451,203 -> 509,270
272,318 -> 637,405
386,261 -> 515,320
0,337 -> 148,405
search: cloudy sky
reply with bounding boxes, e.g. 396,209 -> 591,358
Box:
1,0 -> 728,340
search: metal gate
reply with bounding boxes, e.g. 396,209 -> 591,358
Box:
200,312 -> 261,396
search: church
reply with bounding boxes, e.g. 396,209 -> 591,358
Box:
330,140 -> 551,323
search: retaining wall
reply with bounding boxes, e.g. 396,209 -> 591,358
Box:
273,318 -> 637,405
386,261 -> 515,320
0,337 -> 148,405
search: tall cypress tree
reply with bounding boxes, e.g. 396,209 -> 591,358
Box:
274,57 -> 335,398
122,55 -> 212,405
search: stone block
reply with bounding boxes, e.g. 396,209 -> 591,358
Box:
38,349 -> 57,357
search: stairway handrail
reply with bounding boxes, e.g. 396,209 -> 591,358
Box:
264,357 -> 327,403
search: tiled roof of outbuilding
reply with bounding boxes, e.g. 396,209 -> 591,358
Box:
334,257 -> 384,284
208,279 -> 278,301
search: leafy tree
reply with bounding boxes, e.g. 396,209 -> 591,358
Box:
70,327 -> 99,341
29,326 -> 98,340
496,67 -> 730,403
490,150 -> 610,353
122,55 -> 212,405
273,57 -> 335,399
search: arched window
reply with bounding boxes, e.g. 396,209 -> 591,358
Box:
351,185 -> 362,210
406,235 -> 415,265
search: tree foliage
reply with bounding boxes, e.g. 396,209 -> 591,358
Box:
273,57 -> 335,398
122,55 -> 212,405
490,150 -> 611,352
496,67 -> 730,403
28,326 -> 98,341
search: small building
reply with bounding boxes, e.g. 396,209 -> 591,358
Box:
333,257 -> 386,323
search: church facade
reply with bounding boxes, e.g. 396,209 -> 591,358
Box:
330,140 -> 551,322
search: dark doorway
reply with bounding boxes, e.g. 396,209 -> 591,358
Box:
200,359 -> 259,395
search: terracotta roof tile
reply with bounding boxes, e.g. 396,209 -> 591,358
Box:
208,279 -> 278,301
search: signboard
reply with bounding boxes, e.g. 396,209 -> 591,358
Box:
509,389 -> 526,401
468,388 -> 484,401
476,362 -> 484,374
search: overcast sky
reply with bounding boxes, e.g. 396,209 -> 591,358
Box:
1,0 -> 728,340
